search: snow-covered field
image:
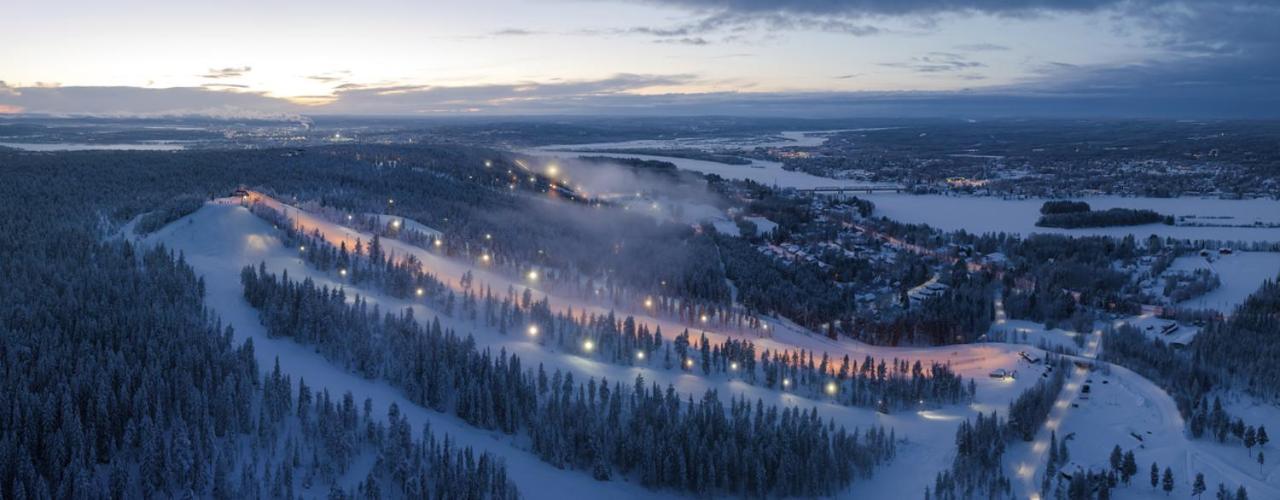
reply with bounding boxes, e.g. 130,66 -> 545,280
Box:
1167,252 -> 1280,312
857,193 -> 1280,242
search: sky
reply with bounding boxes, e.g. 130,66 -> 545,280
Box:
2,0 -> 1278,118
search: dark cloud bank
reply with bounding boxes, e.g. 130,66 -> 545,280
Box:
2,1 -> 1277,119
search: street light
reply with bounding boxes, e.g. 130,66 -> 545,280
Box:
415,287 -> 424,297
825,381 -> 838,396
636,351 -> 646,360
527,270 -> 538,282
339,269 -> 347,277
527,325 -> 539,337
644,298 -> 653,308
582,339 -> 594,352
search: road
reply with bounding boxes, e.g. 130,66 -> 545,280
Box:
1007,326 -> 1102,500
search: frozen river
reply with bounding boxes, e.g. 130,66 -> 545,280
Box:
527,135 -> 1280,243
524,131 -> 891,190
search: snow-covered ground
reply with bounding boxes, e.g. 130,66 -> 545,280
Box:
858,193 -> 1280,242
158,198 -> 1070,498
1032,359 -> 1280,499
989,319 -> 1084,355
1167,252 -> 1280,312
152,196 -> 1280,498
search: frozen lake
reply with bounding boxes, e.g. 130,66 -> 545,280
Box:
859,193 -> 1280,242
0,141 -> 187,151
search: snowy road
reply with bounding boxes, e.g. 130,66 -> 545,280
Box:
1007,327 -> 1101,499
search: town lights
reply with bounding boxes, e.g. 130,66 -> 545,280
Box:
527,325 -> 539,337
582,340 -> 594,352
415,288 -> 424,297
825,381 -> 838,396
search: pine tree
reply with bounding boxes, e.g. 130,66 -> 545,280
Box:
1193,473 -> 1206,499
1162,467 -> 1174,495
1151,461 -> 1159,489
1122,450 -> 1138,485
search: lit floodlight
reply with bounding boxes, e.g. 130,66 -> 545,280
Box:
825,381 -> 838,395
416,287 -> 424,297
582,340 -> 594,352
637,351 -> 646,360
527,325 -> 539,337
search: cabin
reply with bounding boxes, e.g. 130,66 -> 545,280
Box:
1218,247 -> 1233,255
988,369 -> 1016,379
1019,351 -> 1042,364
231,188 -> 249,198
1160,322 -> 1179,335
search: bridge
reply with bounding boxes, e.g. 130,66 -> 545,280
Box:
799,184 -> 904,194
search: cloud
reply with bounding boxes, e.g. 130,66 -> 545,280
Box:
603,9 -> 880,45
201,66 -> 252,79
654,37 -> 711,45
645,0 -> 1144,17
882,52 -> 985,73
491,28 -> 542,36
202,83 -> 250,89
1,57 -> 1276,119
955,43 -> 1010,51
306,71 -> 351,84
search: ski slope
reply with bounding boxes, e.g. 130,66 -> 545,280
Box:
155,196 -> 1280,499
155,199 -> 1059,498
